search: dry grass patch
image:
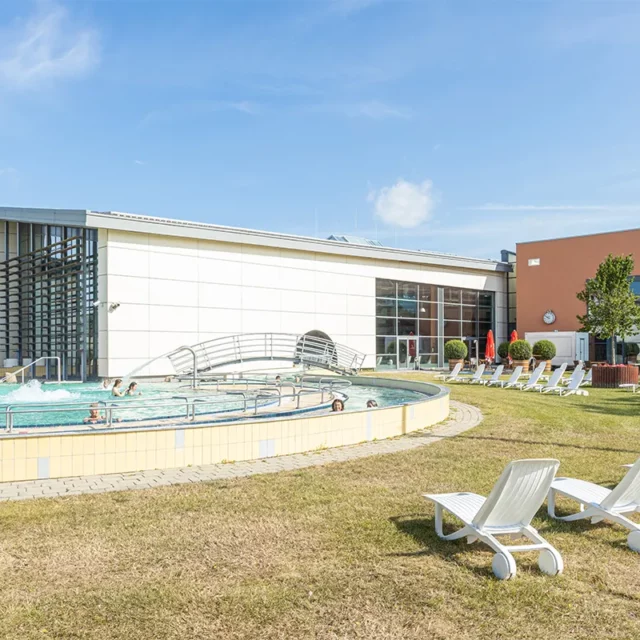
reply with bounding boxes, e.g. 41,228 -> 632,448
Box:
1,374 -> 640,638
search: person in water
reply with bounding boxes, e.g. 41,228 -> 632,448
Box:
101,378 -> 111,390
111,379 -> 125,397
366,399 -> 378,408
84,403 -> 104,424
331,399 -> 344,412
125,381 -> 142,396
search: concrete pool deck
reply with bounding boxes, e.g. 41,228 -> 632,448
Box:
0,401 -> 481,501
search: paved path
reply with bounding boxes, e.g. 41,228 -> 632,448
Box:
0,401 -> 481,502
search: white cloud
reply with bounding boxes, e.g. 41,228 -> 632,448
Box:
140,100 -> 259,127
0,2 -> 99,90
369,178 -> 435,228
134,160 -> 145,165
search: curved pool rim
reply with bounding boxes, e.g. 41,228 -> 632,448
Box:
0,377 -> 450,483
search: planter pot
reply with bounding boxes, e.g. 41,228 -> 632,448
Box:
513,359 -> 530,373
592,365 -> 638,389
448,358 -> 464,371
629,356 -> 637,364
533,356 -> 553,372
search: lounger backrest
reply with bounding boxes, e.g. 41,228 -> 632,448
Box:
470,364 -> 486,380
447,363 -> 463,378
472,459 -> 560,529
544,364 -> 566,389
583,368 -> 592,382
488,365 -> 504,382
526,363 -> 546,387
601,457 -> 640,510
565,370 -> 585,391
505,366 -> 523,385
574,362 -> 584,374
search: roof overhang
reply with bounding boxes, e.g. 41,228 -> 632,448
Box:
1,207 -> 511,273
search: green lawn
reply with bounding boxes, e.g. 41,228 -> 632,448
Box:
1,374 -> 640,639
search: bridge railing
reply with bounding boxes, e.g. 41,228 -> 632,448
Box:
167,333 -> 365,377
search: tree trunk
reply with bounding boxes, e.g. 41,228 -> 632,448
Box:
612,335 -> 616,365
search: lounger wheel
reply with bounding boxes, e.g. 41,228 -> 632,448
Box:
538,548 -> 563,576
627,531 -> 640,552
492,552 -> 516,580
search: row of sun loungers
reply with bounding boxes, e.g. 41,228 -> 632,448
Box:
436,362 -> 591,396
423,457 -> 640,580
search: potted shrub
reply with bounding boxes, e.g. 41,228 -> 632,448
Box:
497,341 -> 510,363
444,339 -> 468,371
533,339 -> 556,372
508,339 -> 532,373
626,342 -> 640,364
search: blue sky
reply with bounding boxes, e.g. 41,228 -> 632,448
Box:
2,0 -> 640,259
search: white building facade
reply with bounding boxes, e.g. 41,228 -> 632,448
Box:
0,208 -> 509,379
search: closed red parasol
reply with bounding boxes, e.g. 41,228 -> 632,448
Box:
485,330 -> 495,362
510,330 -> 518,343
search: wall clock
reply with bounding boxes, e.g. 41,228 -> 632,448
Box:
543,310 -> 556,325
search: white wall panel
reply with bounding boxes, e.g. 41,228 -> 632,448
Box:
149,279 -> 198,307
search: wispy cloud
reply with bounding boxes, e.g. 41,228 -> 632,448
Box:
464,203 -> 640,213
134,160 -> 145,166
0,2 -> 99,90
140,100 -> 259,127
310,100 -> 412,120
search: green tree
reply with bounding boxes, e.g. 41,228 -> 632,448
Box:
576,254 -> 640,363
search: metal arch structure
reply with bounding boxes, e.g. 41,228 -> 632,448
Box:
122,333 -> 366,385
167,333 -> 365,379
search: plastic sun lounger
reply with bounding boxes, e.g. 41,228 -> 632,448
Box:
457,364 -> 486,384
488,365 -> 523,388
580,368 -> 592,387
552,370 -> 587,396
435,362 -> 463,382
619,383 -> 638,393
480,364 -> 504,386
559,363 -> 583,386
528,364 -> 567,393
548,458 -> 640,551
423,459 -> 563,580
512,363 -> 546,391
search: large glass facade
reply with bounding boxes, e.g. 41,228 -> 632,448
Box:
0,221 -> 98,380
376,278 -> 494,369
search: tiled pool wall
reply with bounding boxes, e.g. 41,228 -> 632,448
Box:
0,378 -> 449,483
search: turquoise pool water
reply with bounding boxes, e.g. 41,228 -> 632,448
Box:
0,380 -> 429,429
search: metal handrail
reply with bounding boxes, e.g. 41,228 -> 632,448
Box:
0,356 -> 62,384
1,385 -> 332,431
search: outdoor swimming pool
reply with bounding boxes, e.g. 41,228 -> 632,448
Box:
0,379 -> 430,429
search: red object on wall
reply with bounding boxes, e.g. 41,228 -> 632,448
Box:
591,365 -> 638,388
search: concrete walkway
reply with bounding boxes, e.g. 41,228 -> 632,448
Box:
0,401 -> 482,502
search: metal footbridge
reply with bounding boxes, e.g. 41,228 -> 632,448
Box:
125,333 -> 366,385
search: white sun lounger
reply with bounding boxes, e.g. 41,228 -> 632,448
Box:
488,365 -> 523,388
580,368 -> 592,387
559,363 -> 583,386
512,362 -> 546,391
548,458 -> 640,551
529,364 -> 567,393
435,362 -> 463,382
457,364 -> 486,384
423,459 -> 563,579
480,365 -> 504,386
555,370 -> 587,396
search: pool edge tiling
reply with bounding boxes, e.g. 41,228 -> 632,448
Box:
0,379 -> 449,483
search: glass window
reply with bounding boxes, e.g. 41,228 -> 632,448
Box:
479,292 -> 493,307
443,287 -> 461,303
462,306 -> 478,322
398,319 -> 417,335
376,354 -> 397,369
419,337 -> 438,353
419,301 -> 438,318
462,321 -> 477,337
376,299 -> 396,317
397,299 -> 417,318
478,307 -> 492,323
419,318 -> 438,336
478,322 -> 493,336
443,304 -> 461,320
461,290 -> 477,305
397,282 -> 418,300
376,279 -> 396,298
376,317 -> 396,335
418,353 -> 438,367
376,337 -> 397,354
444,320 -> 461,337
418,284 -> 437,302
